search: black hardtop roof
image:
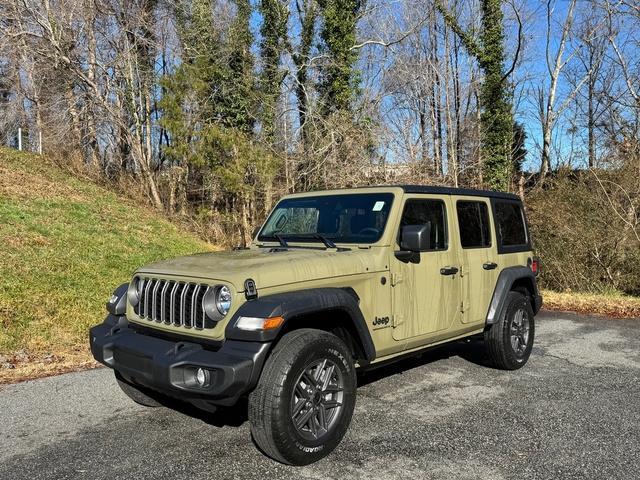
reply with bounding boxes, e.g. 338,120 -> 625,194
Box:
293,185 -> 521,201
397,185 -> 520,201
337,184 -> 520,201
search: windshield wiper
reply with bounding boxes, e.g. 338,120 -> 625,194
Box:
314,233 -> 336,249
267,233 -> 335,249
273,234 -> 289,248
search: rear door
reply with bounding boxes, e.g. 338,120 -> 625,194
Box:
390,195 -> 461,341
453,196 -> 499,325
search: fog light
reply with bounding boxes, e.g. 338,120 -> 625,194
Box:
195,368 -> 209,387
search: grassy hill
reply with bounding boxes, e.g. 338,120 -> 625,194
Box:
0,148 -> 212,382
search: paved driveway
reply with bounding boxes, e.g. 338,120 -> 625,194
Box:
1,311 -> 639,479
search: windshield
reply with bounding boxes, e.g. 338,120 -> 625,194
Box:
258,193 -> 395,244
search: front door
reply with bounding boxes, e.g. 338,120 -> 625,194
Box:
453,196 -> 499,325
391,196 -> 461,341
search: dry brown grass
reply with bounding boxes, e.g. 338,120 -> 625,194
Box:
542,289 -> 640,319
0,350 -> 100,385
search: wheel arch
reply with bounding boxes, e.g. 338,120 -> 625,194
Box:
486,266 -> 541,325
225,287 -> 376,363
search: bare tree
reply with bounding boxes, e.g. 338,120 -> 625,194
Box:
601,0 -> 640,152
4,0 -> 165,206
537,0 -> 606,177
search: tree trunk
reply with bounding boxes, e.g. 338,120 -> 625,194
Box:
430,9 -> 443,175
294,0 -> 316,151
133,138 -> 163,208
419,103 -> 430,166
588,77 -> 596,168
65,85 -> 82,150
85,4 -> 100,168
541,117 -> 552,177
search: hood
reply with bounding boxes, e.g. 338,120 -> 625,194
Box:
136,247 -> 386,291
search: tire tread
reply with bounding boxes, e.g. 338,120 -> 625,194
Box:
249,328 -> 355,465
484,291 -> 535,370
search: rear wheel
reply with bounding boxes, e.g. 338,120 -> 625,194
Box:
115,371 -> 163,407
485,291 -> 535,370
249,329 -> 357,465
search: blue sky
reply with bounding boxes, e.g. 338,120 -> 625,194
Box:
245,0 -> 627,172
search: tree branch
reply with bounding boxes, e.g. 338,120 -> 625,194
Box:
501,0 -> 523,82
434,0 -> 483,61
350,26 -> 418,51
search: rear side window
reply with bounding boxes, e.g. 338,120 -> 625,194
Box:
456,201 -> 491,248
494,201 -> 528,247
399,199 -> 447,251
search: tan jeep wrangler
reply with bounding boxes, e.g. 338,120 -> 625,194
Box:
90,186 -> 542,465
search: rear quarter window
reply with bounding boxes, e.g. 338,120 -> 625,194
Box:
493,200 -> 529,252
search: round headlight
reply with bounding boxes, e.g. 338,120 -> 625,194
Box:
127,277 -> 141,306
215,285 -> 232,315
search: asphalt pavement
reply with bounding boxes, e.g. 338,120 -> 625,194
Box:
1,311 -> 639,480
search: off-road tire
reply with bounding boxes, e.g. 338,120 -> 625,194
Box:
248,329 -> 357,465
485,291 -> 535,370
115,371 -> 163,407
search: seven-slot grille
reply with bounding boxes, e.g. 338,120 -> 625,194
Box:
133,277 -> 212,329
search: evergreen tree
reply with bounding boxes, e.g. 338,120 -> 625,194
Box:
160,0 -> 275,243
161,0 -> 256,154
169,0 -> 255,133
436,0 -> 515,191
259,0 -> 289,143
224,0 -> 256,133
317,0 -> 362,116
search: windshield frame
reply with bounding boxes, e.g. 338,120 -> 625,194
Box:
257,192 -> 396,246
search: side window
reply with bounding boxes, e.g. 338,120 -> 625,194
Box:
399,199 -> 447,251
494,201 -> 528,247
456,201 -> 491,248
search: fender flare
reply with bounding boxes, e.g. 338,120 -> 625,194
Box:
225,287 -> 376,362
106,283 -> 129,316
486,266 -> 542,325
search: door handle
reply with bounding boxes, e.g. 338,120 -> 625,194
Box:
440,266 -> 459,276
483,262 -> 498,270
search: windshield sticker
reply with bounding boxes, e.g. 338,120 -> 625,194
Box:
372,201 -> 385,212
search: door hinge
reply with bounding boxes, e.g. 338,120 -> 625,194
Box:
460,301 -> 467,313
390,273 -> 403,286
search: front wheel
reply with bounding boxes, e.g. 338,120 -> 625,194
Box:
248,329 -> 357,465
484,291 -> 535,370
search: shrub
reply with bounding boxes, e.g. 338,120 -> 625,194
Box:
527,158 -> 640,295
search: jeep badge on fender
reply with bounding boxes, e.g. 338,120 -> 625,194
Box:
372,316 -> 390,327
90,186 -> 542,465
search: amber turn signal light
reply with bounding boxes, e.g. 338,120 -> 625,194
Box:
236,316 -> 284,331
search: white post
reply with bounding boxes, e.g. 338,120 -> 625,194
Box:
39,131 -> 42,154
17,127 -> 22,151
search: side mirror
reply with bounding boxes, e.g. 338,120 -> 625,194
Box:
400,224 -> 431,252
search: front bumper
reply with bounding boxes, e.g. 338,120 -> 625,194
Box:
90,316 -> 270,407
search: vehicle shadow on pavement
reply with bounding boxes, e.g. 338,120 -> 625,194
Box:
160,339 -> 490,429
357,337 -> 490,387
158,395 -> 249,428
